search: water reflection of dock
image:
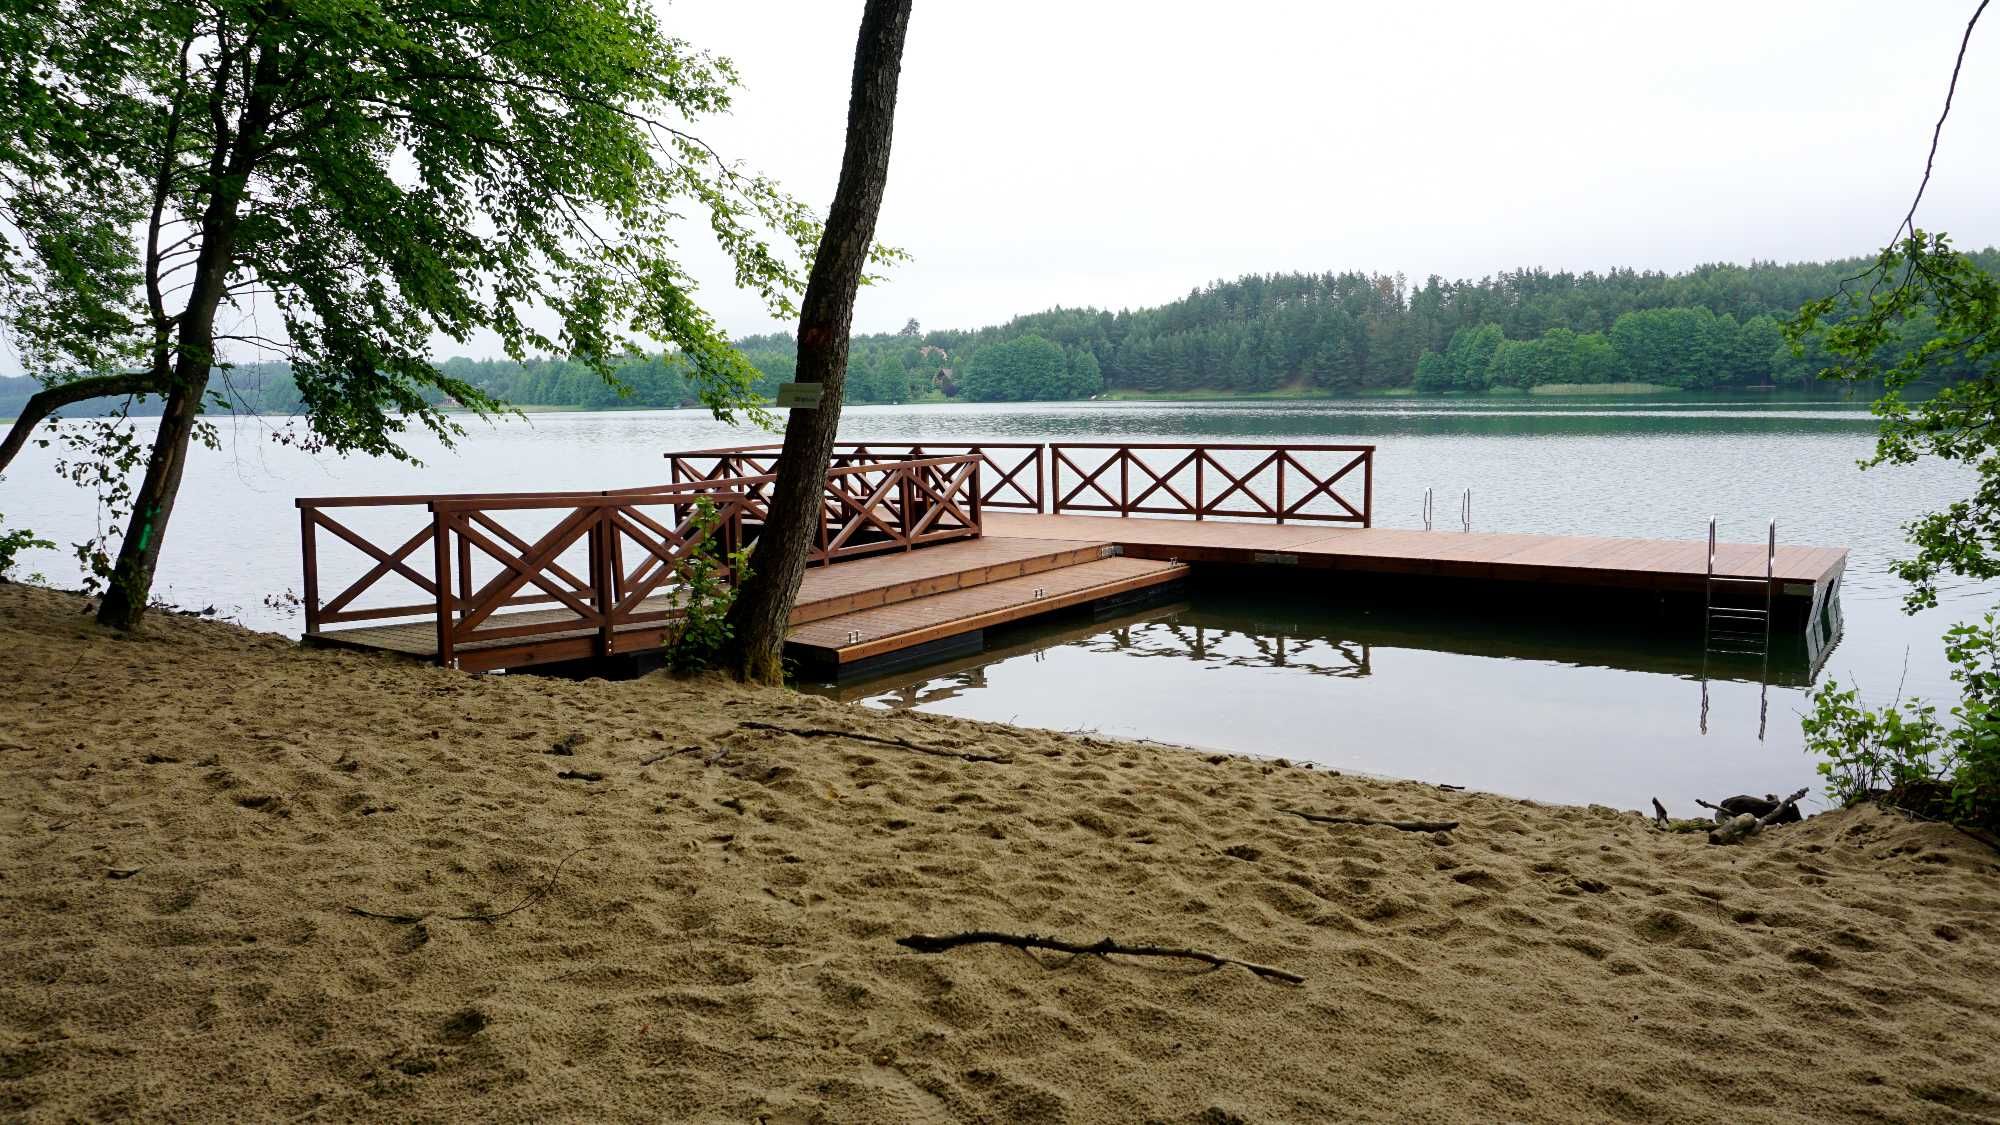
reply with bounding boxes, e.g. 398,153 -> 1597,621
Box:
813,580 -> 1842,708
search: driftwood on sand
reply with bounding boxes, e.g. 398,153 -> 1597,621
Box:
1281,808 -> 1458,833
1707,788 -> 1811,846
896,930 -> 1305,984
1696,793 -> 1805,824
737,721 -> 1011,763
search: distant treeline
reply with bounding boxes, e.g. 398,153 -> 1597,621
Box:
7,252 -> 1995,418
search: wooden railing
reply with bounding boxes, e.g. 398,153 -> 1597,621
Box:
669,443 -> 1045,512
1049,444 -> 1372,525
666,441 -> 1374,525
297,455 -> 983,665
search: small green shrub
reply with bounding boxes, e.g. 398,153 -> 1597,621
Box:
1803,610 -> 2000,830
0,515 -> 55,582
661,497 -> 750,674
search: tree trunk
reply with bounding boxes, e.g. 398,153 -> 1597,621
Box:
94,375 -> 206,627
721,0 -> 914,682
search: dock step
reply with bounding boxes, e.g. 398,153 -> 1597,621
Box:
788,556 -> 1188,667
788,537 -> 1117,625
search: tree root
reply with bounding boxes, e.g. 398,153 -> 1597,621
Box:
1282,808 -> 1457,832
896,930 -> 1304,984
737,721 -> 1011,763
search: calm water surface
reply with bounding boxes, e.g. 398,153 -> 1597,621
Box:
5,397 -> 1986,811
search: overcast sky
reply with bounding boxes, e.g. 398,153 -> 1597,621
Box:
656,0 -> 2000,342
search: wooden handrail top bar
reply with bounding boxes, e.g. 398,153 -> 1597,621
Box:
301,455 -> 987,511
1050,443 -> 1375,453
428,490 -> 753,513
664,440 -> 1045,458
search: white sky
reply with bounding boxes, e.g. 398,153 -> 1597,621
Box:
659,0 -> 2000,342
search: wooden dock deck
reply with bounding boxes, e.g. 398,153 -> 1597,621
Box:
297,442 -> 1847,677
309,534 -> 1175,673
981,513 -> 1847,602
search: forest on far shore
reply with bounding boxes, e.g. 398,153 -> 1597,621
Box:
7,250 -> 1995,420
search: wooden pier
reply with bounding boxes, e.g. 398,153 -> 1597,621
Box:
295,441 -> 1846,677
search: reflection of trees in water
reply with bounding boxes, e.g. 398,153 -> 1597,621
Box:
862,667 -> 990,710
1088,618 -> 1372,679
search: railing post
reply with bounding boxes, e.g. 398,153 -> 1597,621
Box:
899,463 -> 915,551
432,509 -> 456,669
1194,454 -> 1204,521
1121,451 -> 1131,517
1036,445 -> 1047,514
594,507 -> 616,658
1363,449 -> 1374,528
299,506 -> 321,635
971,462 -> 984,537
1276,456 -> 1285,525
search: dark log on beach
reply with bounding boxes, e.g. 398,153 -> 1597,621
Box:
1696,793 -> 1805,824
1282,808 -> 1458,832
896,930 -> 1305,984
1708,788 -> 1810,846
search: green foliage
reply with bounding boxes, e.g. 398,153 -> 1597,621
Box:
662,498 -> 750,674
958,334 -> 1074,402
1,0 -> 840,449
1803,612 -> 2000,831
1790,232 -> 2000,610
0,513 -> 54,581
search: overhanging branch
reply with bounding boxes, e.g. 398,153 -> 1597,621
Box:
0,373 -> 163,476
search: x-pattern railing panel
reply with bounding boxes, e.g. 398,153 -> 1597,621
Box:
1049,443 -> 1372,525
669,443 -> 1043,511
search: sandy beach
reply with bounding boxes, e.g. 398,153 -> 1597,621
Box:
2,581 -> 1996,1123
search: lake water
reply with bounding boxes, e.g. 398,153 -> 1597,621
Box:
3,397 -> 1986,812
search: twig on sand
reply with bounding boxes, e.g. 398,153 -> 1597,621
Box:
346,906 -> 428,925
896,931 -> 1305,985
1281,809 -> 1458,833
737,721 -> 1011,764
449,847 -> 594,923
1708,788 -> 1811,846
345,847 -> 594,927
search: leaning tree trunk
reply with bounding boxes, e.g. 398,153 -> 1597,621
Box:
93,374 -> 207,628
721,0 -> 914,683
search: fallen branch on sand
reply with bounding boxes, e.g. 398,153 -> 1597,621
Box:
1708,788 -> 1810,846
347,905 -> 427,924
1695,793 -> 1804,824
737,721 -> 1011,763
896,931 -> 1305,984
1281,809 -> 1458,833
345,847 -> 594,926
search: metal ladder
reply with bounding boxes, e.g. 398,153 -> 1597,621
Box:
1422,488 -> 1471,532
1699,517 -> 1776,738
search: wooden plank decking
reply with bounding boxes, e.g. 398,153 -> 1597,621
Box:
309,535 -> 1119,670
788,556 -> 1185,666
980,513 -> 1848,597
